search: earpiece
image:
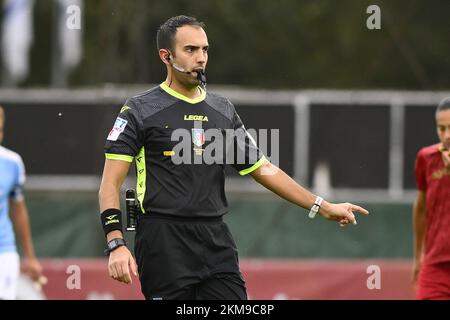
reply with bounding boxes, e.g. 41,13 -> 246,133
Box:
165,50 -> 172,64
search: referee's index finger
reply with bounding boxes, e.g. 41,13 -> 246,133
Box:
350,204 -> 369,215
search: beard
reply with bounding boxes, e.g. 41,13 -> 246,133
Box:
174,71 -> 200,88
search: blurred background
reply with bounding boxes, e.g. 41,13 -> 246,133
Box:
1,0 -> 449,299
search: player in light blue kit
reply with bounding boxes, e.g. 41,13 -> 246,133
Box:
0,106 -> 43,300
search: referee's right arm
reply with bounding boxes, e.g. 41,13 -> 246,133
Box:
99,159 -> 138,284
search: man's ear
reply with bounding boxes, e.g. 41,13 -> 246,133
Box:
159,49 -> 171,65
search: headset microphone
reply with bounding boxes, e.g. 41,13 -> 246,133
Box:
167,53 -> 207,87
172,63 -> 207,88
172,63 -> 189,74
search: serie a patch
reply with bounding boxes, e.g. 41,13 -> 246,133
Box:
107,117 -> 128,141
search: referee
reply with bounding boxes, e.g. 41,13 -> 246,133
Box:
98,15 -> 369,300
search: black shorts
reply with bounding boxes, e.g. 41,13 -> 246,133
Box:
134,213 -> 247,300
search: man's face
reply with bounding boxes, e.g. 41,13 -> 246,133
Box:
172,25 -> 209,87
436,109 -> 450,149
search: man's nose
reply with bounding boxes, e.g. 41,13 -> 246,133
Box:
196,51 -> 206,64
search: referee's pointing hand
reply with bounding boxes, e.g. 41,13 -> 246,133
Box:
108,246 -> 138,284
319,202 -> 369,227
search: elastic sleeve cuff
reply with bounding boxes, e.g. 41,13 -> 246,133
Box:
105,153 -> 134,163
239,156 -> 267,176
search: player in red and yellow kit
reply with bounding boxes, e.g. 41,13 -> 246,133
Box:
413,98 -> 450,300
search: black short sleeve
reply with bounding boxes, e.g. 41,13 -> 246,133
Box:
104,99 -> 144,162
229,106 -> 266,175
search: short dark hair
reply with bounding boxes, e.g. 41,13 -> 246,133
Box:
437,97 -> 450,114
157,15 -> 205,53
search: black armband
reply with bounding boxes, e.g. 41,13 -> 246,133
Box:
100,208 -> 123,237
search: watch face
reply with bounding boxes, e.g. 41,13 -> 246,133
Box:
108,240 -> 117,249
108,239 -> 125,250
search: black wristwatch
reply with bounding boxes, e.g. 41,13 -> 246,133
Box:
104,238 -> 126,256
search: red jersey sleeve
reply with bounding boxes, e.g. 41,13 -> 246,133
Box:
415,149 -> 427,191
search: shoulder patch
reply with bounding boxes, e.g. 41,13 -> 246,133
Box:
107,117 -> 128,141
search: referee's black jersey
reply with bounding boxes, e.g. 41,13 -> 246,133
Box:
104,83 -> 266,218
